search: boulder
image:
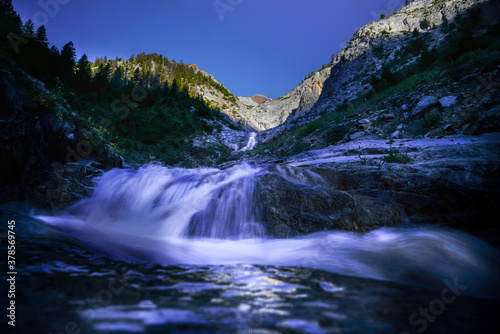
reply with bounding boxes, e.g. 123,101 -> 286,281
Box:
439,96 -> 458,108
349,131 -> 365,141
411,96 -> 439,118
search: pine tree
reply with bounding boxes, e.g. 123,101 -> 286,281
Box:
75,54 -> 92,92
21,19 -> 35,39
60,41 -> 76,82
35,25 -> 48,47
0,0 -> 22,52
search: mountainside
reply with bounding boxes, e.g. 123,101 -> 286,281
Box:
232,0 -> 499,132
91,54 -> 242,114
90,54 -> 335,131
245,0 -> 500,158
235,67 -> 332,130
313,0 -> 495,117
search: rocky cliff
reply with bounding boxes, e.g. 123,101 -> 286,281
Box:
312,0 -> 494,119
234,68 -> 332,130
0,64 -> 123,209
225,0 -> 495,132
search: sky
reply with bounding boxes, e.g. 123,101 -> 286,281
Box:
12,0 -> 406,99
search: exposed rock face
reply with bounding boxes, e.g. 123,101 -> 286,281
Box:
250,94 -> 270,105
235,68 -> 331,131
296,0 -> 493,125
0,67 -> 122,210
229,0 -> 492,131
254,133 -> 500,242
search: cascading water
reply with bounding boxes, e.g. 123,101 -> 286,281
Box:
37,163 -> 500,301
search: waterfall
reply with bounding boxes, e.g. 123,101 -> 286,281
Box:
240,132 -> 257,151
37,163 -> 500,300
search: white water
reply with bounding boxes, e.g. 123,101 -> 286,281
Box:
240,132 -> 257,151
37,163 -> 500,300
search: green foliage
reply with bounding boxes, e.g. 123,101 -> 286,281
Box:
298,119 -> 322,137
372,45 -> 386,58
383,147 -> 413,164
369,63 -> 397,93
324,123 -> 351,144
356,146 -> 368,165
0,3 -> 235,167
407,119 -> 429,136
424,109 -> 441,129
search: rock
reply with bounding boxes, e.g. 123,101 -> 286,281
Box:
411,96 -> 439,118
358,118 -> 372,130
0,68 -> 123,207
439,96 -> 458,108
234,67 -> 331,131
445,121 -> 465,132
390,130 -> 402,139
463,122 -> 479,135
349,132 -> 365,141
383,113 -> 395,120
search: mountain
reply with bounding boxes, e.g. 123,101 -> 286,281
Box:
312,0 -> 496,118
89,53 -> 337,131
234,67 -> 332,130
231,0 -> 499,132
247,0 -> 499,157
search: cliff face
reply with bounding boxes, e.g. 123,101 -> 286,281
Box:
234,67 -> 331,131
226,0 -> 492,131
312,0 -> 491,118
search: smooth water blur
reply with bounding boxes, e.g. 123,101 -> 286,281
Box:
36,163 -> 500,302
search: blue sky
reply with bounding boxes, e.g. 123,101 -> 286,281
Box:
13,0 -> 405,98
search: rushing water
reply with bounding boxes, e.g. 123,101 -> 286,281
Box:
3,163 -> 500,333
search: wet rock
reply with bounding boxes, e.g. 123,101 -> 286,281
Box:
256,172 -> 366,237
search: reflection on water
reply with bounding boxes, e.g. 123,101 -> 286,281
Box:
2,162 -> 500,332
36,164 -> 500,300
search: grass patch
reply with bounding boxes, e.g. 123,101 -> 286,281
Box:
383,147 -> 413,164
298,118 -> 323,137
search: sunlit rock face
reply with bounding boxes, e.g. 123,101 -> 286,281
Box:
286,0 -> 493,128
235,67 -> 331,131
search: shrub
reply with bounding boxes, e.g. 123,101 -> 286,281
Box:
407,119 -> 429,136
424,109 -> 441,129
325,123 -> 351,144
383,148 -> 413,164
298,119 -> 322,137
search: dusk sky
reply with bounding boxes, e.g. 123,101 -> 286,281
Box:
13,0 -> 404,98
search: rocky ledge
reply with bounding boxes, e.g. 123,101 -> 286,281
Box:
255,133 -> 500,246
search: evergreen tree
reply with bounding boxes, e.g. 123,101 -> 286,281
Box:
92,63 -> 111,90
21,19 -> 35,39
35,25 -> 48,47
75,54 -> 92,92
109,67 -> 124,90
0,0 -> 22,52
60,41 -> 76,82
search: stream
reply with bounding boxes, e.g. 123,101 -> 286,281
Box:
1,162 -> 499,333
